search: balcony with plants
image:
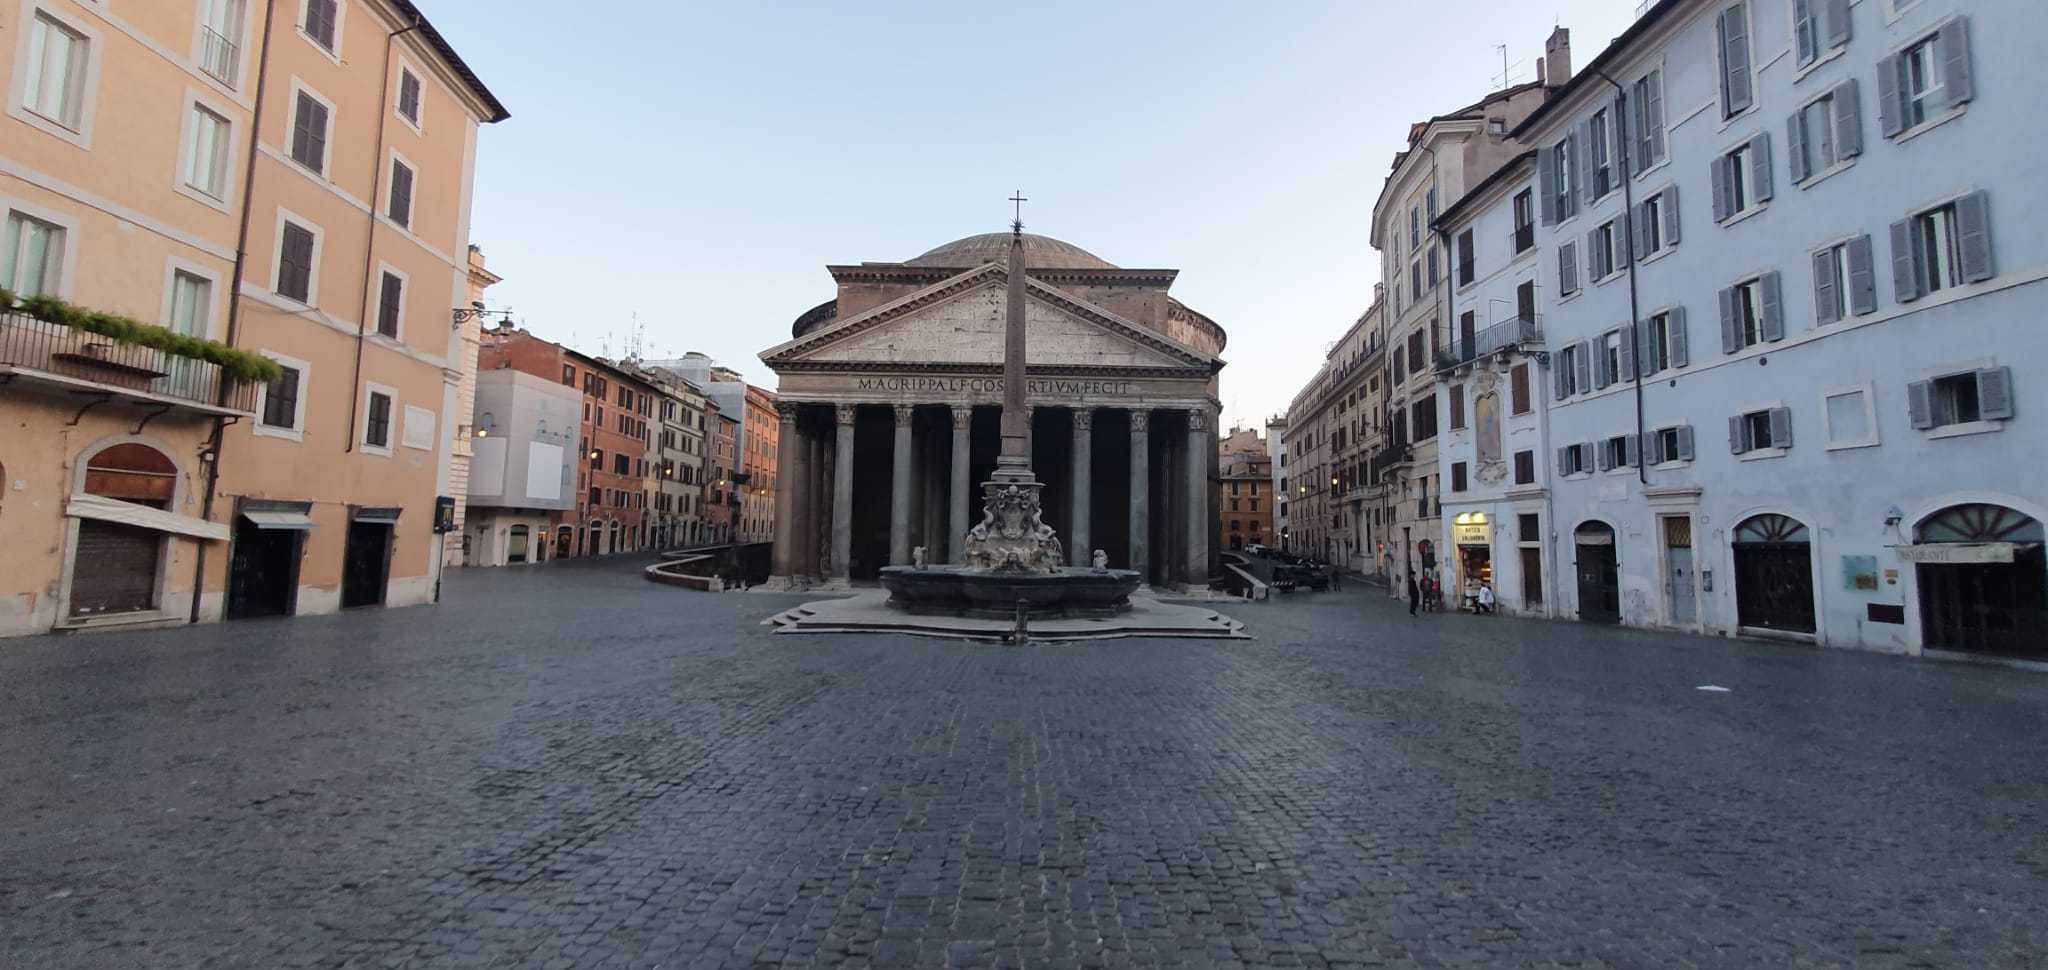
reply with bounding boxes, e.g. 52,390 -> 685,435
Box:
0,289 -> 277,419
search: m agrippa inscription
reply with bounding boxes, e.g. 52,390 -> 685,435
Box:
853,376 -> 1137,397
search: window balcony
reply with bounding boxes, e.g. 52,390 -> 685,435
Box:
199,26 -> 239,87
1511,224 -> 1535,254
1436,315 -> 1543,372
1,311 -> 259,419
1368,444 -> 1413,480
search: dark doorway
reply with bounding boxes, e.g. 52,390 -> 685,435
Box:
341,517 -> 393,608
1732,514 -> 1815,634
1574,521 -> 1619,623
227,518 -> 302,619
1519,546 -> 1543,606
1915,504 -> 2048,659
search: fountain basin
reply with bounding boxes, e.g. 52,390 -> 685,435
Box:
880,565 -> 1141,619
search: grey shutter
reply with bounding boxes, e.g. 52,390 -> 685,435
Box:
1834,79 -> 1863,159
1793,0 -> 1817,68
1586,229 -> 1602,279
1711,155 -> 1730,222
1719,4 -> 1753,115
1729,414 -> 1749,454
1593,340 -> 1612,390
1878,55 -> 1905,138
1956,190 -> 1994,282
1890,218 -> 1922,302
1618,324 -> 1636,381
1575,340 -> 1592,394
1557,447 -> 1571,477
1748,134 -> 1773,203
1597,441 -> 1614,471
1631,203 -> 1649,261
1554,356 -> 1569,400
1648,428 -> 1666,465
1768,407 -> 1793,448
1662,186 -> 1681,245
1582,443 -> 1597,473
1823,0 -> 1850,48
1942,17 -> 1974,107
1787,111 -> 1810,183
1579,119 -> 1598,201
1668,306 -> 1690,368
1565,133 -> 1585,217
1642,71 -> 1667,166
1559,241 -> 1578,295
1614,220 -> 1632,269
1907,380 -> 1934,429
1635,319 -> 1658,376
1846,235 -> 1877,314
1977,367 -> 2014,421
1537,145 -> 1558,226
1612,94 -> 1631,175
1676,424 -> 1696,461
1719,286 -> 1740,353
1624,433 -> 1639,468
1812,249 -> 1841,325
1759,271 -> 1785,341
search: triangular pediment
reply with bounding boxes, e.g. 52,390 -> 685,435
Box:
762,264 -> 1215,373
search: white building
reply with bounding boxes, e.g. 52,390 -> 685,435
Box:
466,370 -> 581,567
1434,152 -> 1558,615
1513,0 -> 2043,658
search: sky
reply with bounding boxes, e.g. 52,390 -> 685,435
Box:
428,0 -> 1645,433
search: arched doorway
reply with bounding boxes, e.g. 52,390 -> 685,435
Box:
71,443 -> 178,618
1732,513 -> 1816,634
1914,504 -> 2047,659
1574,520 -> 1620,623
555,525 -> 573,559
584,522 -> 601,556
608,521 -> 622,555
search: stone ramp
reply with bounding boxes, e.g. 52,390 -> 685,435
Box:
762,592 -> 1247,641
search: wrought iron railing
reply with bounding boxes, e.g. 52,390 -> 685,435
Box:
1368,444 -> 1412,480
0,311 -> 258,412
199,26 -> 239,86
1436,316 -> 1542,371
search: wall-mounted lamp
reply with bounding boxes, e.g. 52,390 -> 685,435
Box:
451,301 -> 517,330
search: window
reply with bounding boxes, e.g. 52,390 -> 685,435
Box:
1409,259 -> 1422,299
198,0 -> 243,86
1512,189 -> 1535,252
1407,330 -> 1425,376
1600,435 -> 1638,471
387,158 -> 414,227
1822,385 -> 1880,449
1455,229 -> 1475,286
1409,204 -> 1420,249
1557,240 -> 1579,297
1719,272 -> 1783,352
1812,237 -> 1876,324
23,12 -> 88,130
589,449 -> 602,470
1790,82 -> 1862,184
1411,394 -> 1437,442
1717,2 -> 1754,117
1637,307 -> 1690,376
1539,134 -> 1579,225
1510,363 -> 1531,415
1712,136 -> 1771,222
1513,450 -> 1535,485
1586,107 -> 1615,198
290,90 -> 329,174
1450,462 -> 1468,493
1883,21 -> 1970,136
1554,342 -> 1589,399
1633,186 -> 1680,260
1426,248 -> 1439,288
375,270 -> 403,338
396,68 -> 422,124
615,454 -> 631,475
1910,368 -> 2012,432
1587,219 -> 1627,281
1729,406 -> 1792,455
1557,442 -> 1594,477
1649,425 -> 1696,464
302,0 -> 338,51
1,211 -> 65,296
1594,329 -> 1632,388
1892,192 -> 1991,302
275,221 -> 316,302
1448,385 -> 1465,430
1631,69 -> 1667,168
183,104 -> 232,199
364,390 -> 393,449
562,364 -> 576,386
588,486 -> 600,508
261,364 -> 301,430
167,270 -> 211,336
1793,0 -> 1852,69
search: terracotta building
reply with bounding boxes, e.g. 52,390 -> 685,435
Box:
0,0 -> 503,635
1218,426 -> 1273,552
709,411 -> 738,544
738,383 -> 778,543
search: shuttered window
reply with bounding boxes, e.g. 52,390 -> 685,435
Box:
387,159 -> 414,227
302,0 -> 337,50
1716,2 -> 1753,117
1513,450 -> 1535,485
1711,136 -> 1771,222
1719,272 -> 1782,353
1789,80 -> 1862,184
1879,18 -> 1972,137
1792,0 -> 1851,69
289,91 -> 327,173
397,68 -> 421,123
276,221 -> 315,302
1509,363 -> 1531,415
376,271 -> 403,338
365,391 -> 392,448
1631,69 -> 1666,168
261,364 -> 300,429
1890,192 -> 1991,302
1908,368 -> 2013,430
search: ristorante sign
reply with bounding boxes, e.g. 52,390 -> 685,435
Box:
853,376 -> 1138,397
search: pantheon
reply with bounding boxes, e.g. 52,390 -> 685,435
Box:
760,232 -> 1227,589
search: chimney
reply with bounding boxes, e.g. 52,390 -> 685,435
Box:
1544,27 -> 1572,87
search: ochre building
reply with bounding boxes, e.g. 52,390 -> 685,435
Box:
760,232 -> 1227,589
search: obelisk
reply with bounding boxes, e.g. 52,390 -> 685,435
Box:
993,195 -> 1034,485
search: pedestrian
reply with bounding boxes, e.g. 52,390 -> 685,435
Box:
1477,582 -> 1495,615
1406,570 -> 1419,615
1328,562 -> 1342,591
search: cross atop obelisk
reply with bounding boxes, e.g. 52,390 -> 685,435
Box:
994,191 -> 1033,482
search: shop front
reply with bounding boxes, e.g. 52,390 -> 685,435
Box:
1903,504 -> 2047,660
1450,511 -> 1494,611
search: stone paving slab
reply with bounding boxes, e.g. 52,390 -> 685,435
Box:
1,556 -> 2044,968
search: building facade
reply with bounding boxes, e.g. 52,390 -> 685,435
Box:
1515,0 -> 2043,658
1,0 -> 503,635
1264,416 -> 1290,548
759,232 -> 1227,589
565,349 -> 654,557
1326,298 -> 1388,576
1218,427 -> 1273,551
738,383 -> 778,543
709,412 -> 737,545
445,243 -> 500,565
645,365 -> 713,549
465,368 -> 578,566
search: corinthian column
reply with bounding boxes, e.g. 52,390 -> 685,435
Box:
1185,406 -> 1211,589
770,401 -> 801,585
1069,408 -> 1093,566
830,404 -> 856,583
949,405 -> 971,562
1128,409 -> 1149,581
889,404 -> 914,565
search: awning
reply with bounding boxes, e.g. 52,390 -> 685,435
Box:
352,506 -> 403,525
242,509 -> 316,530
67,494 -> 229,542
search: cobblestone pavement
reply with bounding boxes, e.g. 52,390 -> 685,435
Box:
3,559 -> 2046,969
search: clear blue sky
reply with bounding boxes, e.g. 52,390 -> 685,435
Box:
429,0 -> 1643,431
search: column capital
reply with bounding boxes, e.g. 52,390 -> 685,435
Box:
835,404 -> 857,426
1071,408 -> 1093,431
1187,407 -> 1209,432
951,405 -> 972,430
893,404 -> 915,427
1129,410 -> 1149,432
775,400 -> 800,423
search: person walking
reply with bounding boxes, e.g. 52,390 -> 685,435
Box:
1328,561 -> 1342,591
1477,582 -> 1495,615
1406,570 -> 1420,615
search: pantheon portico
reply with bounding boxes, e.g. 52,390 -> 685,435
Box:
760,232 -> 1227,589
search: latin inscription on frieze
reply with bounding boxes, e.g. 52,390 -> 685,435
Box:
853,376 -> 1136,397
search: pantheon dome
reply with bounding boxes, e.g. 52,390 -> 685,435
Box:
906,232 -> 1118,270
